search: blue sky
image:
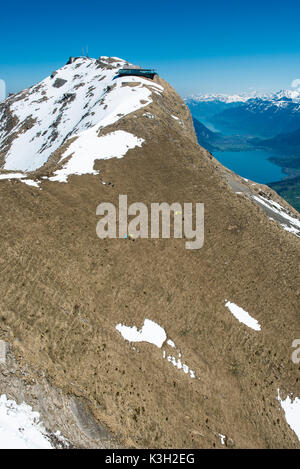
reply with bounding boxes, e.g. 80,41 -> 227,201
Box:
1,0 -> 300,96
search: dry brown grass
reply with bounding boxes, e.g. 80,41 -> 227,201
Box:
0,71 -> 299,448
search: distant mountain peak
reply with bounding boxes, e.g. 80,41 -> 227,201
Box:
186,88 -> 300,104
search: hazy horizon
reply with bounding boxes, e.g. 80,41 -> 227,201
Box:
1,55 -> 299,100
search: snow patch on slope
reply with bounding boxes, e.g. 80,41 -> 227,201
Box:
116,318 -> 166,348
278,390 -> 300,442
116,319 -> 198,380
252,195 -> 300,237
0,394 -> 53,449
163,345 -> 197,380
0,172 -> 41,188
50,130 -> 144,183
0,173 -> 25,180
225,301 -> 261,331
22,179 -> 41,188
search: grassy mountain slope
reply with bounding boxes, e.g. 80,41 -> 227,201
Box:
0,57 -> 299,448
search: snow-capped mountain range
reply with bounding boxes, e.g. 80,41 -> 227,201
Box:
186,88 -> 300,104
186,87 -> 300,138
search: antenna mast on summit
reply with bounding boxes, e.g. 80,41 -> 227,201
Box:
86,45 -> 89,58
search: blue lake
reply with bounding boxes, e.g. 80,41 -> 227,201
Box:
213,150 -> 285,184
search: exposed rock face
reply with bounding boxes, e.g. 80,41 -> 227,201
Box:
0,342 -> 118,448
0,57 -> 299,449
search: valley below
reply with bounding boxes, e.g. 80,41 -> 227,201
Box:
187,96 -> 300,213
213,150 -> 285,184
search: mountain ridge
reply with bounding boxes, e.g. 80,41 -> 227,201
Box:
186,90 -> 300,138
0,57 -> 299,448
